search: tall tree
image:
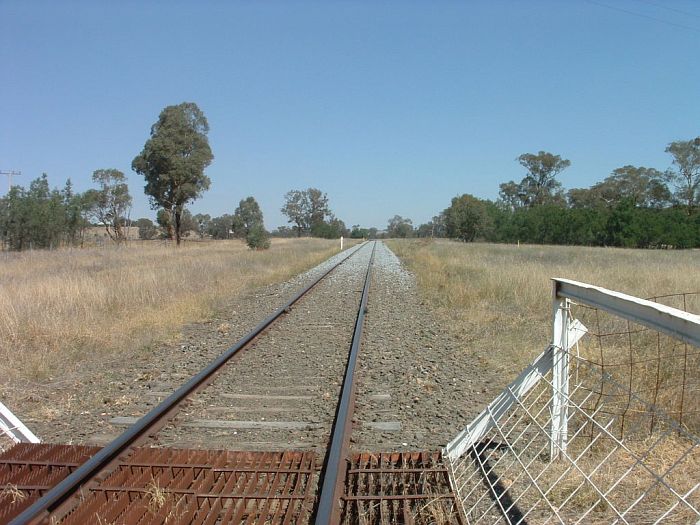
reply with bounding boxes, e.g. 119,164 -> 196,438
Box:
84,169 -> 132,243
665,138 -> 700,214
307,188 -> 330,228
233,196 -> 264,237
516,151 -> 570,207
568,166 -> 670,209
281,190 -> 308,237
132,102 -> 214,245
280,188 -> 332,237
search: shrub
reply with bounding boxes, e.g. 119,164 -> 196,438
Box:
246,225 -> 271,250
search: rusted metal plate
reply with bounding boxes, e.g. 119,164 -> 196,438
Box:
59,448 -> 318,524
0,443 -> 100,524
341,451 -> 464,525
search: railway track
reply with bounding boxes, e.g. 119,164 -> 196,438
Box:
2,241 -> 462,525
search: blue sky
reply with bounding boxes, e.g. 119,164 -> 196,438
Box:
2,1 -> 699,229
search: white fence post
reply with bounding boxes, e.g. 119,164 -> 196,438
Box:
550,284 -> 570,461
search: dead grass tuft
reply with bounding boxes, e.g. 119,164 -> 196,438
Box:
0,483 -> 27,505
145,478 -> 167,512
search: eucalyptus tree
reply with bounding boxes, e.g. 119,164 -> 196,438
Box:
515,151 -> 570,207
233,196 -> 264,237
281,188 -> 331,237
84,169 -> 132,243
665,138 -> 700,214
132,102 -> 214,245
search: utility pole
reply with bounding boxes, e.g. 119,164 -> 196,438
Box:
0,170 -> 21,192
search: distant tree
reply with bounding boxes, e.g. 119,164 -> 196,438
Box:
270,226 -> 296,238
444,194 -> 492,242
132,102 -> 214,245
515,151 -> 570,207
386,215 -> 413,238
567,187 -> 606,209
136,218 -> 158,240
367,227 -> 378,239
350,225 -> 369,239
415,223 -> 434,238
156,208 -> 174,239
281,188 -> 332,237
604,166 -> 670,207
498,180 -> 526,210
208,214 -> 235,239
665,138 -> 700,214
281,190 -> 308,236
193,213 -> 211,239
84,169 -> 132,243
0,174 -> 89,250
246,224 -> 271,250
568,166 -> 670,209
312,215 -> 346,239
233,197 -> 264,237
307,188 -> 330,229
179,209 -> 198,235
62,179 -> 90,245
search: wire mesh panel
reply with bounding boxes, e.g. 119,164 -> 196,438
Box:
445,282 -> 700,524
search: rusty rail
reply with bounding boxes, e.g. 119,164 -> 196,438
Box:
10,242 -> 368,525
315,240 -> 376,524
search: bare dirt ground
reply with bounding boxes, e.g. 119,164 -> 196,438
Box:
6,242 -> 500,453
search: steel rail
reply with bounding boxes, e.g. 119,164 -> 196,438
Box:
315,240 -> 377,524
11,241 -> 368,525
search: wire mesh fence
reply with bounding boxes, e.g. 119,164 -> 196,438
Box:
445,283 -> 699,524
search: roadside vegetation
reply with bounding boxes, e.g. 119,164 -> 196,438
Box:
386,142 -> 700,249
388,239 -> 700,374
0,239 -> 344,384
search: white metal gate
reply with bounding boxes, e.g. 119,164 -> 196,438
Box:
444,279 -> 700,524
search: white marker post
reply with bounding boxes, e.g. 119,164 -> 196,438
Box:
340,236 -> 344,250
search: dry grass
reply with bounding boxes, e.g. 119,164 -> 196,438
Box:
387,239 -> 700,374
0,238 -> 348,385
0,483 -> 27,505
390,239 -> 700,522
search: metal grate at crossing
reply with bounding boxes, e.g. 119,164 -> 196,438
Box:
341,451 -> 464,524
60,448 -> 318,524
0,443 -> 101,523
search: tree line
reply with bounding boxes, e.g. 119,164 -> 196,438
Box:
387,139 -> 700,249
0,102 -> 354,251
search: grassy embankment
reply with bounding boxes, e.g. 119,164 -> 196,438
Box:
0,238 -> 349,384
388,239 -> 699,374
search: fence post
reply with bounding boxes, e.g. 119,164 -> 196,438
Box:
550,283 -> 570,461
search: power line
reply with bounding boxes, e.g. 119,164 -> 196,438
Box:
584,0 -> 700,33
0,170 -> 21,192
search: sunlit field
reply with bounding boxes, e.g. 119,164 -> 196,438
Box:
388,239 -> 700,374
0,239 -> 346,384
